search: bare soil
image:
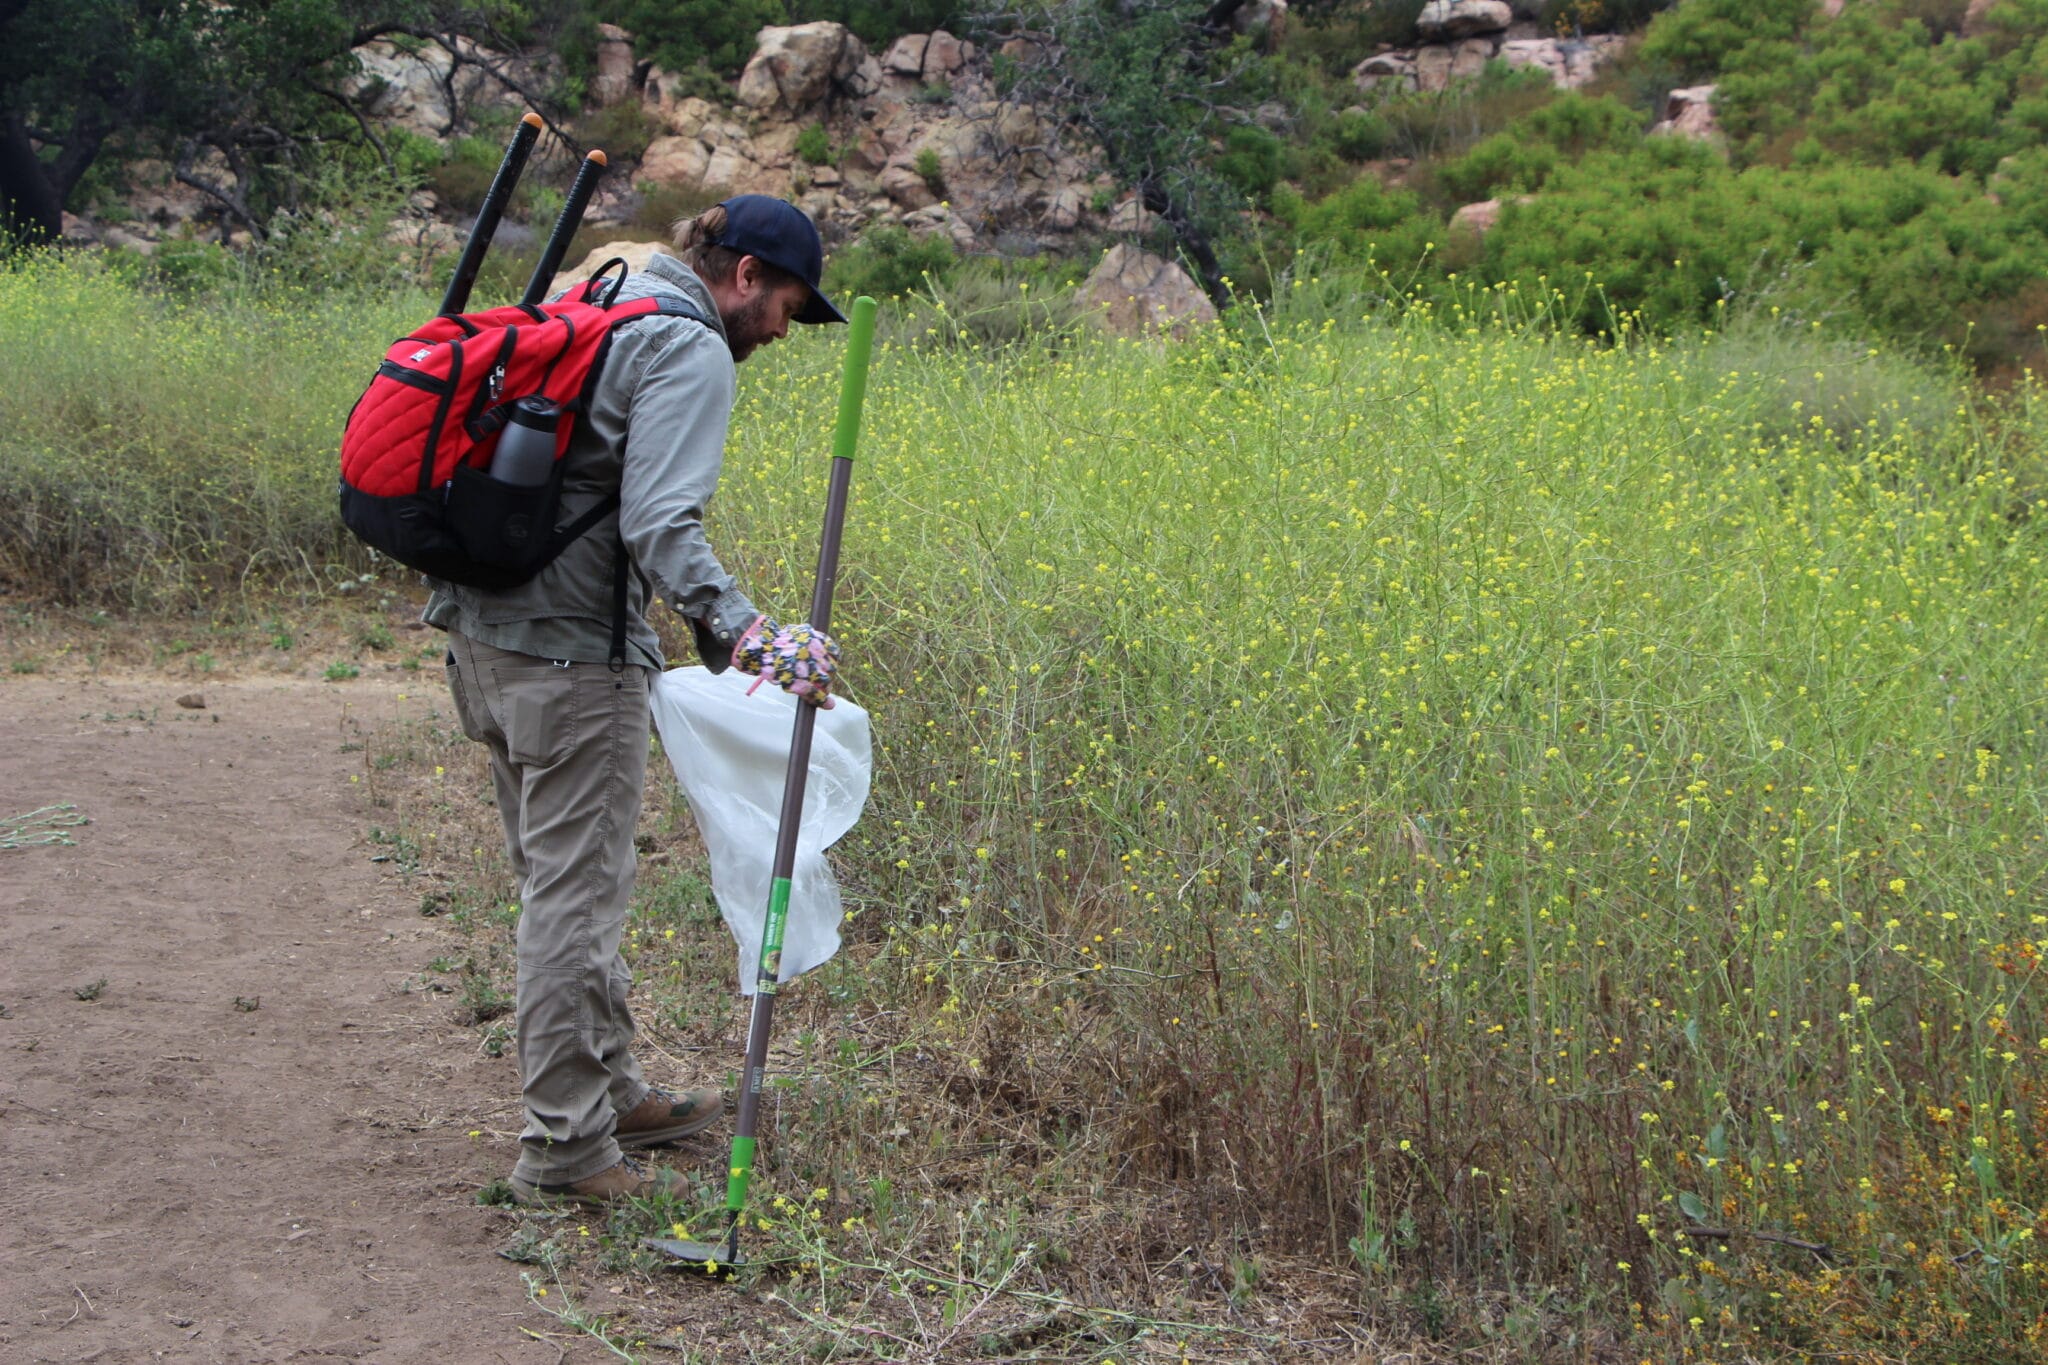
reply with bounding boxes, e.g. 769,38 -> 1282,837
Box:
0,672 -> 637,1364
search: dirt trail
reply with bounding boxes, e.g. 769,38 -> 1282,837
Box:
0,674 -> 621,1364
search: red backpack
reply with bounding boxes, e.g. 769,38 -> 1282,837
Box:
338,264 -> 712,589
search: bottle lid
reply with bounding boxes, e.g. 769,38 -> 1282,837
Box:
507,396 -> 560,431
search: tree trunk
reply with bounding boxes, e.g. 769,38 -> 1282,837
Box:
0,111 -> 62,242
1142,179 -> 1228,310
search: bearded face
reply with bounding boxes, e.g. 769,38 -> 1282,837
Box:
721,276 -> 810,363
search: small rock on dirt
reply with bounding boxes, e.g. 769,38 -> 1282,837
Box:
176,693 -> 206,710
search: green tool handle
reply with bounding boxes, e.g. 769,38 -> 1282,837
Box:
723,296 -> 879,1244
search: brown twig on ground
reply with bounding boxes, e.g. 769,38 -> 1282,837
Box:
1680,1225 -> 1833,1258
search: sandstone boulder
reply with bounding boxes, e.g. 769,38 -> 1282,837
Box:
1962,0 -> 1996,35
100,224 -> 159,254
1450,199 -> 1504,238
546,240 -> 671,303
1450,36 -> 1496,81
644,84 -> 716,138
737,22 -> 874,115
1042,185 -> 1085,232
1416,0 -> 1513,41
593,24 -> 636,107
642,135 -> 711,185
922,31 -> 973,80
1232,0 -> 1289,42
879,162 -> 939,210
1107,195 -> 1155,234
1449,195 -> 1532,241
1650,85 -> 1720,142
1082,244 -> 1217,338
901,202 -> 976,250
1352,52 -> 1417,94
882,34 -> 928,76
1415,44 -> 1456,93
1497,34 -> 1627,89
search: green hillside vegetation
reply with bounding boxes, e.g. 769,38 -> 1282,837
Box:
1275,0 -> 2048,370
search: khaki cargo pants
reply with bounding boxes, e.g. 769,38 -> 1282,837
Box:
444,632 -> 652,1185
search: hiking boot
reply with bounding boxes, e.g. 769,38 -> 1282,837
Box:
615,1086 -> 725,1149
508,1155 -> 687,1208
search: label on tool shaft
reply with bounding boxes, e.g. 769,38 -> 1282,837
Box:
754,877 -> 792,995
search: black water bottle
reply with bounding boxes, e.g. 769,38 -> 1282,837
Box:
489,397 -> 560,486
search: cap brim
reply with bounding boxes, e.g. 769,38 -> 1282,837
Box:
798,287 -> 846,325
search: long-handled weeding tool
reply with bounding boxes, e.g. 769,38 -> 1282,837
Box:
439,112 -> 542,315
648,294 -> 880,1279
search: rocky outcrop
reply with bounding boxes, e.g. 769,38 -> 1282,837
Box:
736,23 -> 883,115
1650,85 -> 1720,143
546,239 -> 672,302
593,24 -> 637,108
1448,194 -> 1534,242
1450,198 -> 1504,238
1081,244 -> 1216,338
345,36 -> 537,139
1416,0 -> 1514,41
1962,0 -> 1998,35
1231,0 -> 1289,40
1500,35 -> 1628,87
620,26 -> 1102,253
1352,32 -> 1626,94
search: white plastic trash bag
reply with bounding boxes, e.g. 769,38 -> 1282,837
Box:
649,666 -> 871,994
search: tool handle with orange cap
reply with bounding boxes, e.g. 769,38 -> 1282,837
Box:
439,112 -> 543,316
521,149 -> 608,307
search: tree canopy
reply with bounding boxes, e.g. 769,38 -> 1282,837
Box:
0,0 -> 538,242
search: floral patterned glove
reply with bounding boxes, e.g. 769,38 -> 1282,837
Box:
733,615 -> 841,708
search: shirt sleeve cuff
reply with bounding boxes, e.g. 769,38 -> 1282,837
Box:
683,586 -> 758,673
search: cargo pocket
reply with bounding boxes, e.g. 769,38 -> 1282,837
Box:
493,663 -> 579,768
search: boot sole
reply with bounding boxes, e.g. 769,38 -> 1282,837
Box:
507,1172 -> 687,1207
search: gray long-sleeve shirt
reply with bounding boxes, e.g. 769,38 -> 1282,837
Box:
423,252 -> 757,670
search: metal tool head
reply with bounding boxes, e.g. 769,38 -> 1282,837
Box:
644,1236 -> 743,1279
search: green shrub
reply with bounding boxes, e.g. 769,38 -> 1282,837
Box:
1279,0 -> 1428,73
431,135 -> 532,218
1637,0 -> 2048,177
793,0 -> 965,48
882,257 -> 1088,349
913,146 -> 944,194
795,123 -> 834,167
573,99 -> 656,166
1330,107 -> 1391,161
1480,144 -> 2048,342
599,0 -> 786,77
1537,0 -> 1677,32
1370,60 -> 1559,162
382,128 -> 446,188
146,239 -> 238,295
1437,93 -> 1646,200
1286,170 -> 1439,277
1637,0 -> 1812,83
824,224 -> 958,300
1215,124 -> 1287,205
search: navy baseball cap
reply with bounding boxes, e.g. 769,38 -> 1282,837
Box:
710,195 -> 844,325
